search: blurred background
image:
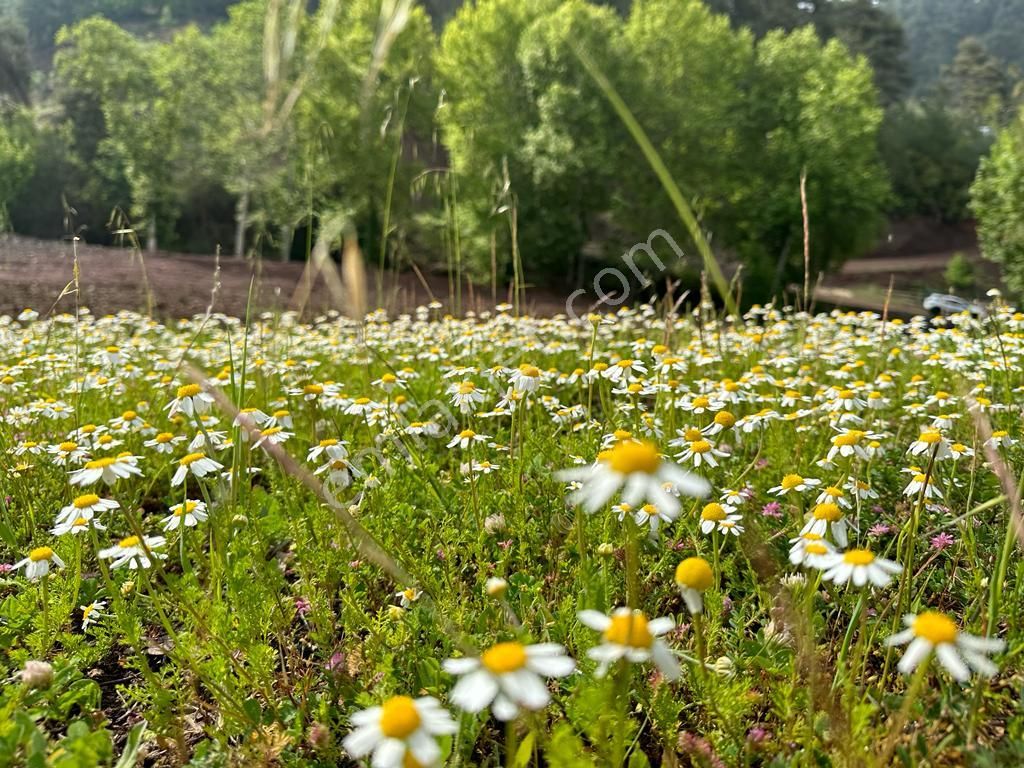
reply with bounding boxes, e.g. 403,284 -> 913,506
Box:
0,0 -> 1021,316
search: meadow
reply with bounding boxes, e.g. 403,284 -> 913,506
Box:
0,295 -> 1022,767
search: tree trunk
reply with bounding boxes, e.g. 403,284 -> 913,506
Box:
234,191 -> 249,258
146,215 -> 157,255
279,225 -> 292,262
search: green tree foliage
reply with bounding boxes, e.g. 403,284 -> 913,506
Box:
884,0 -> 1024,90
940,37 -> 1018,127
0,17 -> 30,104
0,106 -> 34,227
620,0 -> 752,260
726,27 -> 888,292
302,0 -> 436,262
971,109 -> 1024,295
879,103 -> 991,222
944,251 -> 975,292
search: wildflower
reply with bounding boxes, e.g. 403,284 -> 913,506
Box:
768,474 -> 821,496
145,432 -> 184,454
98,535 -> 167,569
13,546 -> 64,581
801,502 -> 853,547
761,501 -> 782,518
166,382 -> 215,418
908,429 -> 951,460
52,515 -> 106,536
343,695 -> 457,768
816,549 -> 902,588
443,641 -> 575,720
985,430 -> 1016,449
903,472 -> 942,500
306,438 -> 348,463
556,440 -> 709,517
448,381 -> 485,414
20,660 -> 53,689
788,532 -> 835,567
254,426 -> 293,449
675,557 -> 714,614
395,587 -> 422,608
509,364 -> 543,393
80,600 -> 107,629
162,500 -> 209,531
930,532 -> 955,551
55,494 -> 119,525
699,502 -> 742,535
69,455 -> 142,486
485,577 -> 508,597
171,452 -> 223,486
886,611 -> 1004,681
578,608 -> 680,680
446,429 -> 489,450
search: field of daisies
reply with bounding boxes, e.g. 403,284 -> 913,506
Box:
1,300 -> 1023,767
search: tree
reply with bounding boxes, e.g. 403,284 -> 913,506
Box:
879,103 -> 991,222
726,27 -> 889,293
619,0 -> 753,268
817,0 -> 911,105
940,37 -> 1016,127
53,18 -> 198,251
0,106 -> 34,228
0,17 -> 30,104
971,109 -> 1024,295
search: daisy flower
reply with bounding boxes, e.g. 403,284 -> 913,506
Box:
144,432 -> 185,454
254,426 -> 292,449
801,502 -> 853,547
446,429 -> 489,450
69,455 -> 143,486
632,502 -> 678,537
52,515 -> 106,536
675,557 -> 714,614
98,535 -> 167,569
13,546 -> 65,581
80,600 -> 107,630
816,549 -> 902,588
769,474 -> 821,496
343,695 -> 457,768
788,532 -> 836,567
443,641 -> 575,720
162,500 -> 209,531
556,440 -> 710,516
903,471 -> 942,500
908,429 -> 951,460
171,452 -> 224,486
578,608 -> 680,680
508,364 -> 543,393
448,381 -> 485,414
699,502 -> 742,535
306,438 -> 348,463
55,493 -> 119,525
395,587 -> 422,607
886,611 -> 1005,682
166,382 -> 215,418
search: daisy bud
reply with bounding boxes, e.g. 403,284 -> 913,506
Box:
121,580 -> 135,596
231,514 -> 248,527
485,577 -> 508,598
387,605 -> 405,619
712,656 -> 735,678
675,557 -> 714,615
20,660 -> 53,689
597,542 -> 615,557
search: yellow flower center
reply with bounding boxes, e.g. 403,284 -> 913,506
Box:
918,431 -> 941,444
176,383 -> 202,398
912,611 -> 958,644
85,457 -> 116,469
701,503 -> 726,521
72,517 -> 88,527
714,411 -> 736,427
459,429 -> 476,439
121,410 -> 137,420
813,503 -> 842,522
59,441 -> 78,451
118,536 -> 140,548
155,432 -> 174,443
378,696 -> 421,739
519,364 -> 541,378
604,611 -> 653,649
692,396 -> 710,409
675,557 -> 713,591
180,452 -> 206,466
781,474 -> 804,490
833,432 -> 861,446
457,382 -> 476,394
843,549 -> 875,566
304,384 -> 324,395
684,427 -> 703,441
805,543 -> 829,555
481,641 -> 528,674
29,546 -> 53,562
74,494 -> 100,509
607,440 -> 661,475
690,440 -> 711,454
616,359 -> 634,368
